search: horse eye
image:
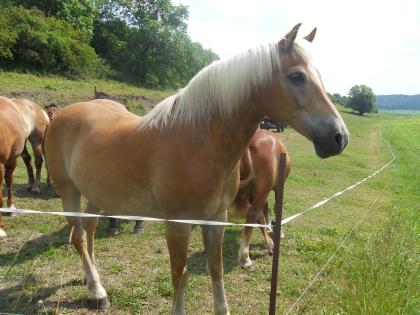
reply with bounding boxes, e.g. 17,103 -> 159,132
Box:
288,72 -> 307,84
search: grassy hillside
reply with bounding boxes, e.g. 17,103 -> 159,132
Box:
0,71 -> 173,114
0,75 -> 418,314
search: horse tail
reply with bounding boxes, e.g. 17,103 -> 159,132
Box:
239,149 -> 254,188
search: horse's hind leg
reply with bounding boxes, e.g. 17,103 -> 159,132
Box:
107,217 -> 119,236
133,220 -> 143,234
258,211 -> 274,255
31,141 -> 43,194
21,145 -> 35,192
83,202 -> 100,264
62,186 -> 109,309
238,191 -> 269,268
166,221 -> 191,315
263,202 -> 284,239
0,164 -> 6,239
201,211 -> 230,315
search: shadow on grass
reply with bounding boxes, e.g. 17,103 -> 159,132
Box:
0,218 -> 120,269
0,274 -> 100,313
341,110 -> 378,118
187,227 -> 270,275
9,183 -> 59,200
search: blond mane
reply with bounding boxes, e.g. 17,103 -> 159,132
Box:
139,40 -> 311,129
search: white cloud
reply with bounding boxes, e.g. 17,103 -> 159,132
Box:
177,0 -> 420,94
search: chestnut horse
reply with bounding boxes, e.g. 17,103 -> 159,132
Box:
45,24 -> 348,314
0,97 -> 49,238
17,99 -> 50,193
232,128 -> 291,268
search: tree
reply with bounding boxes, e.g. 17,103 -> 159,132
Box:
347,85 -> 377,115
328,92 -> 348,107
92,0 -> 218,88
0,6 -> 106,78
5,0 -> 97,39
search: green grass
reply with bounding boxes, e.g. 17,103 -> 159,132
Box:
0,70 -> 173,114
0,79 -> 418,314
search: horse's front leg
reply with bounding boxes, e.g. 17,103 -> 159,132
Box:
166,221 -> 191,315
62,187 -> 109,310
0,164 -> 6,239
201,211 -> 230,315
5,160 -> 17,209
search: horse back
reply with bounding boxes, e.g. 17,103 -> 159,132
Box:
11,98 -> 49,139
0,97 -> 28,162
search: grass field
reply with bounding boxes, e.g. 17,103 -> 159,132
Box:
0,76 -> 418,314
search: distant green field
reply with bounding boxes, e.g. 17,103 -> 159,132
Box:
379,109 -> 420,115
0,77 -> 418,314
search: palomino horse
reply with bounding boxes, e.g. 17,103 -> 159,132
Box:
45,24 -> 348,314
0,97 -> 49,238
232,128 -> 291,268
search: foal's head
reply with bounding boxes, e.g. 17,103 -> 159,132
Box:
45,103 -> 59,121
265,24 -> 349,158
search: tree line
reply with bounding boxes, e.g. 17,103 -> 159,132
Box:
329,85 -> 377,116
376,94 -> 420,111
0,0 -> 219,88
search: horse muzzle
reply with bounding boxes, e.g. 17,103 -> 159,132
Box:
313,122 -> 349,158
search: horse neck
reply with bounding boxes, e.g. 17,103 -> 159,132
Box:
201,99 -> 263,169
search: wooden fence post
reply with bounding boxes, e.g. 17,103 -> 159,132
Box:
269,152 -> 287,315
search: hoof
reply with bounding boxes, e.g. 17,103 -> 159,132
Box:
87,296 -> 111,310
133,227 -> 144,235
107,227 -> 119,236
239,258 -> 252,269
267,248 -> 274,256
4,205 -> 15,217
0,229 -> 6,239
31,187 -> 41,194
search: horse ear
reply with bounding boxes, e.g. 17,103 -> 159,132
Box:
304,28 -> 317,42
278,23 -> 302,52
285,23 -> 302,42
44,102 -> 49,109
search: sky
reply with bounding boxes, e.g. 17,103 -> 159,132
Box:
176,0 -> 420,95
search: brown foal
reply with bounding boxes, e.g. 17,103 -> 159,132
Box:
232,128 -> 291,268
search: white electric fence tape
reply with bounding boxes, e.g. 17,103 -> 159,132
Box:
0,143 -> 396,228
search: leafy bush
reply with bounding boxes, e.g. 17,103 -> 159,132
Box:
0,6 -> 107,78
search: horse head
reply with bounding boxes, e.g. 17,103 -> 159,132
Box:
262,24 -> 349,158
45,103 -> 59,121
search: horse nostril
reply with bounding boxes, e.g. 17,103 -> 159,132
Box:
334,133 -> 342,147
